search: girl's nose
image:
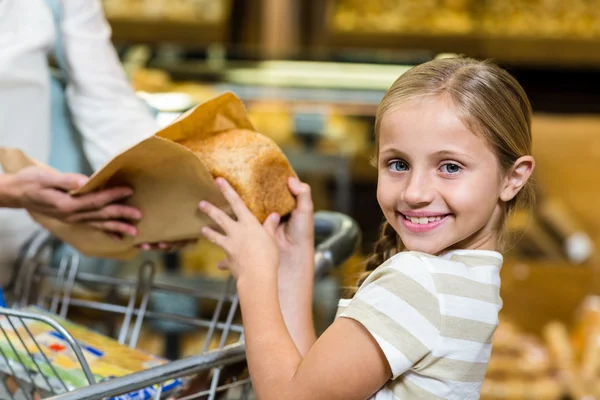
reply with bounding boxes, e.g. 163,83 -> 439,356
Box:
402,171 -> 435,206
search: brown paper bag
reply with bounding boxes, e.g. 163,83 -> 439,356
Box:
0,92 -> 256,259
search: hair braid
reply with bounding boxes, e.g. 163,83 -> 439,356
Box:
351,220 -> 400,296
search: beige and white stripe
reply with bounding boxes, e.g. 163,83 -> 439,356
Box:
337,250 -> 503,400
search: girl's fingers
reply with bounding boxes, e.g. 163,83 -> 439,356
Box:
262,212 -> 280,237
215,178 -> 253,221
199,200 -> 235,233
201,226 -> 228,250
288,177 -> 313,214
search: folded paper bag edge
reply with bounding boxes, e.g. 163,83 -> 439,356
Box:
156,91 -> 256,142
0,147 -> 49,173
63,91 -> 252,195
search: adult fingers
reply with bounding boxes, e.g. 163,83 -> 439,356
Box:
66,204 -> 142,223
33,168 -> 88,192
216,259 -> 229,270
48,186 -> 134,216
70,187 -> 134,212
137,241 -> 192,252
87,220 -> 138,237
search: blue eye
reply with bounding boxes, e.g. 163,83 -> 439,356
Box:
441,163 -> 461,174
389,160 -> 408,172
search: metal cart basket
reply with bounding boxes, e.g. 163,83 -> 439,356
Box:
0,211 -> 360,400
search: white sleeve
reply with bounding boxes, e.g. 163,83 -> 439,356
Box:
61,0 -> 160,171
338,253 -> 441,379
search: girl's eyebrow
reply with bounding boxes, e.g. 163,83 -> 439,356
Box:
432,150 -> 476,161
380,148 -> 475,162
379,147 -> 408,156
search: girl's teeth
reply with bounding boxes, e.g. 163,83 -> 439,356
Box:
406,215 -> 443,224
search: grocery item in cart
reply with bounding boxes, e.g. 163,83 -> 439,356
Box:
0,93 -> 297,260
0,306 -> 184,399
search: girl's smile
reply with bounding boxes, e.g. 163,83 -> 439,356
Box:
397,211 -> 451,233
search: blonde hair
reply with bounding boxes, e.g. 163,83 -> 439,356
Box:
357,57 -> 534,289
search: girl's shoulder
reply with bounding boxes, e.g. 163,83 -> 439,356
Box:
364,249 -> 503,292
374,250 -> 436,274
384,249 -> 503,270
361,251 -> 438,294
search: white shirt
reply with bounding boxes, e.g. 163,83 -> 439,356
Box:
0,0 -> 160,286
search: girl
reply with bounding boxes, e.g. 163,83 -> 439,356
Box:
198,57 -> 535,399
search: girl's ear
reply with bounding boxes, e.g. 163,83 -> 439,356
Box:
500,155 -> 535,202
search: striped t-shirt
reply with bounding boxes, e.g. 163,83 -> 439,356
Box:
336,249 -> 503,399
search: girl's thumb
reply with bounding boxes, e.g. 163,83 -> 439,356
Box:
263,212 -> 280,236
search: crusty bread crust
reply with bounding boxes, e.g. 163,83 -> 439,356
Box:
178,129 -> 297,222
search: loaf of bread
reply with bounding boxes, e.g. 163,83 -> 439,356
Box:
178,129 -> 297,222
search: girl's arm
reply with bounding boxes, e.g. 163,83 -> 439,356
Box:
214,178 -> 316,354
277,252 -> 316,356
200,178 -> 395,399
275,178 -> 317,355
237,274 -> 391,399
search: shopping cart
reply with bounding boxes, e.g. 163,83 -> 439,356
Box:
0,211 -> 360,400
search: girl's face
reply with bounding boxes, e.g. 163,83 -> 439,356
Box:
376,97 -> 505,255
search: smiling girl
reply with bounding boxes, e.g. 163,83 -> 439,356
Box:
198,57 -> 535,399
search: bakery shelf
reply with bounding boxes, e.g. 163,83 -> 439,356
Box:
327,32 -> 600,68
102,0 -> 233,46
317,0 -> 600,68
107,17 -> 229,46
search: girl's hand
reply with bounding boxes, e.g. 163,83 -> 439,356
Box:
275,178 -> 315,288
212,178 -> 315,280
199,177 -> 281,281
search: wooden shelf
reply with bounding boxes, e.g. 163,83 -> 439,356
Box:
107,17 -> 229,47
326,31 -> 600,68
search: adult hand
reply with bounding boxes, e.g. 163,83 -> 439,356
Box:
137,240 -> 197,252
7,166 -> 141,237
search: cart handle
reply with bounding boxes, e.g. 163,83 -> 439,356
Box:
314,211 -> 360,278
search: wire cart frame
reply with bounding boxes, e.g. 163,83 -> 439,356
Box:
0,211 -> 360,400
